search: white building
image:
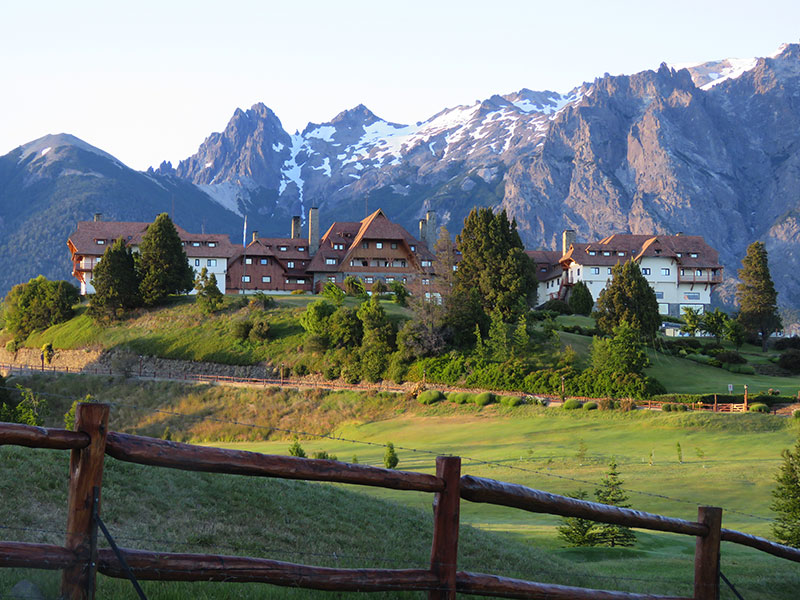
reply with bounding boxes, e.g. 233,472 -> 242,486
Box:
67,215 -> 235,295
529,230 -> 723,316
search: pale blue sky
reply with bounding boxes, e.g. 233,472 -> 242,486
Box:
2,0 -> 798,170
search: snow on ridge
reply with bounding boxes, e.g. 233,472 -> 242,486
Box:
197,181 -> 245,217
305,125 -> 337,142
41,147 -> 51,156
700,57 -> 758,89
279,133 -> 306,202
309,156 -> 331,177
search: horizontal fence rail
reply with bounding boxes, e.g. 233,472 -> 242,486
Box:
2,410 -> 800,600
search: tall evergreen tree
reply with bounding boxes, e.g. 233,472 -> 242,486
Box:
594,260 -> 660,338
450,208 -> 537,344
557,490 -> 600,547
89,238 -> 141,318
3,276 -> 79,338
594,459 -> 637,547
568,281 -> 594,316
138,213 -> 194,306
771,437 -> 800,548
737,241 -> 781,352
194,267 -> 223,314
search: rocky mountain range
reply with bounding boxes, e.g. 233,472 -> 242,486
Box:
2,43 -> 800,307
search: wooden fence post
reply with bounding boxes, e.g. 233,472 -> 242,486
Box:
429,456 -> 461,600
61,403 -> 110,600
694,506 -> 722,600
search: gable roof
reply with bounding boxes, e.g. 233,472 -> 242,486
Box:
526,250 -> 563,282
561,234 -> 722,269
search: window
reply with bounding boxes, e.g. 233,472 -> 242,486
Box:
695,269 -> 702,277
402,277 -> 407,283
603,251 -> 611,256
245,258 -> 252,265
391,243 -> 397,249
192,242 -> 200,247
260,258 -> 268,265
297,279 -> 305,284
327,276 -> 336,282
96,239 -> 105,245
298,246 -> 305,251
287,261 -> 295,268
194,259 -> 200,267
261,276 -> 271,283
590,267 -> 600,275
540,267 -> 547,273
410,245 -> 416,252
655,291 -> 664,299
654,249 -> 661,255
661,268 -> 670,276
364,277 -> 373,284
386,277 -> 395,282
207,259 -> 217,267
641,268 -> 651,275
422,279 -> 430,285
208,242 -> 216,248
588,250 -> 596,256
421,260 -> 432,267
676,252 -> 682,257
242,276 -> 250,283
607,268 -> 612,274
333,243 -> 344,250
279,246 -> 287,252
685,292 -> 701,300
376,242 -> 383,249
618,252 -> 625,256
362,242 -> 369,249
326,258 -> 337,265
576,268 -> 581,276
680,269 -> 685,276
690,253 -> 698,258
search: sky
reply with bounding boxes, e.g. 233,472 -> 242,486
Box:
2,0 -> 799,171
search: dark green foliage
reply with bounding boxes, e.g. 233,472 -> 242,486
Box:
343,275 -> 366,298
248,317 -> 270,343
321,281 -> 345,305
288,439 -> 306,458
371,279 -> 388,295
568,281 -> 594,315
749,403 -> 769,413
540,299 -> 572,314
563,399 -> 582,410
311,450 -> 338,461
583,401 -> 598,410
594,460 -> 636,547
323,363 -> 341,380
0,385 -> 48,426
661,403 -> 672,412
232,319 -> 253,341
474,392 -> 495,406
328,307 -> 363,348
771,438 -> 800,547
41,342 -> 54,364
557,490 -> 600,547
138,214 -> 194,306
397,319 -> 446,361
594,260 -> 660,337
591,321 -> 650,376
737,241 -> 781,352
386,352 -> 409,384
499,395 -> 524,407
681,307 -> 703,336
293,363 -> 309,376
3,275 -> 79,337
417,390 -> 445,405
778,349 -> 800,374
725,319 -> 747,350
193,268 -> 224,315
383,442 -> 399,469
715,351 -> 747,364
389,280 -> 409,306
357,297 -> 394,382
775,337 -> 800,351
249,292 -> 276,310
451,208 -> 537,336
89,237 -> 142,317
701,308 -> 729,344
299,299 -> 336,339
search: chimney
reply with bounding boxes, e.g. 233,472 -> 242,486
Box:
252,231 -> 258,243
291,215 -> 301,239
93,213 -> 102,222
419,219 -> 427,245
675,231 -> 683,236
308,207 -> 319,255
562,229 -> 576,255
425,211 -> 437,248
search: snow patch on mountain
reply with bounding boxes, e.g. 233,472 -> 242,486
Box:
305,125 -> 336,142
672,57 -> 758,90
18,133 -> 126,167
197,181 -> 246,216
279,134 -> 306,203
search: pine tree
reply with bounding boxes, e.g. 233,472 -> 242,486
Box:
194,267 -> 224,314
383,442 -> 399,469
771,438 -> 800,547
594,459 -> 637,547
557,490 -> 600,547
595,260 -> 660,338
89,237 -> 142,318
737,241 -> 781,352
701,308 -> 729,345
568,281 -> 594,315
138,213 -> 194,306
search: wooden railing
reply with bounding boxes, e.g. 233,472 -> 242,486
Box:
2,404 -> 800,599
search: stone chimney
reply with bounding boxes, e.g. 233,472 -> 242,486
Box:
93,213 -> 102,222
251,231 -> 258,244
419,219 -> 427,245
291,216 -> 301,239
562,229 -> 576,255
308,207 -> 319,255
425,211 -> 437,247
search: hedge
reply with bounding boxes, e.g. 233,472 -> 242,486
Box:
417,390 -> 445,405
563,399 -> 582,410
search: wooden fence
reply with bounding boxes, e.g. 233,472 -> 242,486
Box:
2,403 -> 800,599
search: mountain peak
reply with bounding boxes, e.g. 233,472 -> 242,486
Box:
18,133 -> 124,165
330,104 -> 380,126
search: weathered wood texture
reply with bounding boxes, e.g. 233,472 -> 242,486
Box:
721,528 -> 800,562
429,456 -> 461,600
105,431 -> 444,492
694,506 -> 722,600
61,403 -> 110,600
460,476 -> 707,537
0,541 -> 77,570
455,571 -> 692,600
97,548 -> 439,591
0,422 -> 89,450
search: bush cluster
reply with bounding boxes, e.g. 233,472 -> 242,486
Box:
775,337 -> 800,351
778,349 -> 800,374
749,403 -> 769,413
417,390 -> 445,405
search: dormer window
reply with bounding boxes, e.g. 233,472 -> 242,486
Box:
376,242 -> 383,249
654,249 -> 661,255
588,250 -> 596,256
298,246 -> 305,251
391,243 -> 397,249
421,260 -> 432,267
333,243 -> 344,250
287,261 -> 295,268
617,252 -> 625,256
208,242 -> 216,248
676,252 -> 682,257
362,242 -> 369,249
192,242 -> 201,247
603,251 -> 611,256
410,245 -> 416,252
690,252 -> 698,258
326,258 -> 337,265
95,239 -> 105,245
279,246 -> 287,252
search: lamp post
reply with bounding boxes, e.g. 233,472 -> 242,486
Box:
280,363 -> 284,386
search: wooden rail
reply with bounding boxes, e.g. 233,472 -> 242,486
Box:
2,408 -> 800,600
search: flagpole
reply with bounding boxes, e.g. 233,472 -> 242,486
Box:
242,215 -> 248,295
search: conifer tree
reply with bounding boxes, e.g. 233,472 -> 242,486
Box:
383,442 -> 399,469
89,238 -> 141,318
595,260 -> 660,338
737,241 -> 781,352
568,281 -> 593,315
194,267 -> 223,314
771,438 -> 800,547
594,459 -> 636,547
557,490 -> 600,547
138,213 -> 194,306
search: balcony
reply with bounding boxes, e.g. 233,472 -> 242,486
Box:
678,271 -> 723,285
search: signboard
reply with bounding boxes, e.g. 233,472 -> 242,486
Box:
728,384 -> 734,393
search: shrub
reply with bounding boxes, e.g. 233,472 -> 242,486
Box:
792,409 -> 800,419
673,403 -> 688,412
304,334 -> 329,353
249,292 -> 276,310
583,401 -> 598,410
749,403 -> 769,413
563,399 -> 582,410
248,318 -> 270,342
323,364 -> 341,380
724,363 -> 756,374
775,337 -> 800,350
500,395 -> 524,407
540,299 -> 573,314
618,399 -> 637,412
685,354 -> 722,368
384,442 -> 399,469
661,403 -> 672,412
452,392 -> 471,404
311,451 -> 338,461
293,363 -> 309,377
474,392 -> 496,406
417,390 -> 445,405
715,351 -> 747,364
288,439 -> 306,458
5,339 -> 20,354
778,349 -> 800,374
232,319 -> 253,341
290,289 -> 306,295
